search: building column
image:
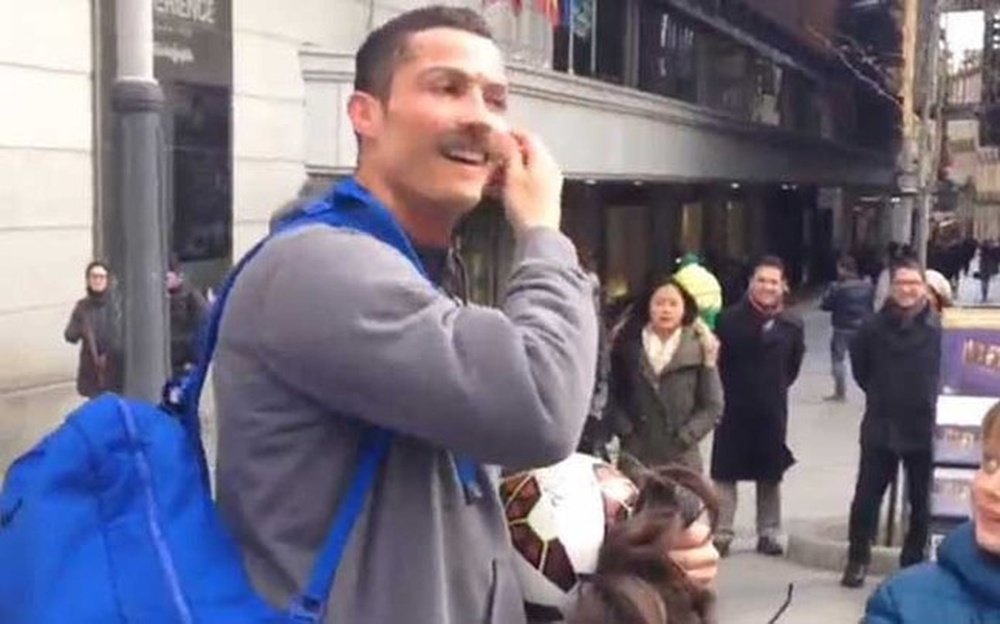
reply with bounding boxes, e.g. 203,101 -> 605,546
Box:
887,196 -> 915,244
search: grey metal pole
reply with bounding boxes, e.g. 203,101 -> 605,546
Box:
589,0 -> 598,76
915,1 -> 941,267
113,0 -> 169,401
567,0 -> 575,75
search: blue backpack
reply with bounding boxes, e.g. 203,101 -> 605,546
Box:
0,179 -> 423,623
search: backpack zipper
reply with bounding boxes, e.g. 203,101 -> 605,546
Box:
116,399 -> 195,624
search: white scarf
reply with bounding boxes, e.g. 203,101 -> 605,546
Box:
642,326 -> 681,376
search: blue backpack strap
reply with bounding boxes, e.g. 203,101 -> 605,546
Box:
285,426 -> 393,623
169,177 -> 479,620
163,234 -> 274,488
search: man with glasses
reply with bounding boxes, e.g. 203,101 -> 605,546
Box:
841,255 -> 942,588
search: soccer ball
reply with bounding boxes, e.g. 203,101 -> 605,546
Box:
499,453 -> 639,621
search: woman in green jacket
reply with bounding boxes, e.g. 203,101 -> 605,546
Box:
610,277 -> 724,473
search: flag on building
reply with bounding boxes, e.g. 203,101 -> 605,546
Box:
482,0 -> 524,15
536,0 -> 560,26
562,0 -> 573,29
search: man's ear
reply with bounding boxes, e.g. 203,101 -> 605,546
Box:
347,91 -> 382,141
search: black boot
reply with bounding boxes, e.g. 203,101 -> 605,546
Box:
756,536 -> 784,556
840,561 -> 867,588
713,537 -> 732,558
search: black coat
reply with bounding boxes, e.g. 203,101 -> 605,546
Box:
821,278 -> 874,330
710,300 -> 805,482
169,283 -> 210,376
64,292 -> 123,398
849,304 -> 941,453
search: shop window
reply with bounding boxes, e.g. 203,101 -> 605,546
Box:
680,202 -> 704,254
604,205 -> 652,302
552,0 -> 626,83
639,5 -> 699,102
482,2 -> 554,69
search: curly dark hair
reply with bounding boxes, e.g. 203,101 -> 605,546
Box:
569,464 -> 719,624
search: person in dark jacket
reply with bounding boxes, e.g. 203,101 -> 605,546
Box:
167,257 -> 210,378
63,261 -> 123,398
710,255 -> 806,557
609,277 -> 724,473
979,239 -> 1000,303
820,255 -> 874,402
841,256 -> 941,588
863,401 -> 1000,623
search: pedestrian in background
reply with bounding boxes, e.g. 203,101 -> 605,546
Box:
63,261 -> 123,398
924,269 -> 954,314
710,255 -> 805,558
820,255 -> 874,402
863,401 -> 1000,623
167,256 -> 210,378
978,239 -> 999,303
609,276 -> 723,473
576,246 -> 613,460
874,242 -> 913,311
673,253 -> 723,329
842,255 -> 940,588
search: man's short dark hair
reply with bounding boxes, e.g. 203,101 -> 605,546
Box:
838,254 -> 858,276
354,6 -> 494,100
889,254 -> 924,282
753,254 -> 786,278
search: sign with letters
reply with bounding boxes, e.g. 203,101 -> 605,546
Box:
154,0 -> 232,87
929,308 -> 1000,558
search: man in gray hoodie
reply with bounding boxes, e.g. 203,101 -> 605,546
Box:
214,7 -> 716,623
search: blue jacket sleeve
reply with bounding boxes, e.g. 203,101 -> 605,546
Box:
863,583 -> 902,624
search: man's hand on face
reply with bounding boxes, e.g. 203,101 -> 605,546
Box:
667,521 -> 719,589
492,130 -> 563,236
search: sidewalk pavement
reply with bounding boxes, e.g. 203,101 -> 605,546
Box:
0,383 -> 82,478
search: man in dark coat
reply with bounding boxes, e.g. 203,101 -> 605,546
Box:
979,239 -> 1000,303
167,258 -> 210,378
841,255 -> 941,588
710,255 -> 806,557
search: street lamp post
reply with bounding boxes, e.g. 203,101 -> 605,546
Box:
113,0 -> 169,401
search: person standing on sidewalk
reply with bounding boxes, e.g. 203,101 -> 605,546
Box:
820,255 -> 874,402
841,255 -> 941,588
213,8 -> 717,623
710,255 -> 805,557
978,239 -> 999,303
166,256 -> 210,379
609,277 -> 723,473
63,261 -> 123,398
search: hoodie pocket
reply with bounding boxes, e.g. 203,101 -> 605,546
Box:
486,557 -> 524,623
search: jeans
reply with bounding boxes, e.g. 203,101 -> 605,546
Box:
847,445 -> 932,567
715,480 -> 781,542
830,328 -> 856,398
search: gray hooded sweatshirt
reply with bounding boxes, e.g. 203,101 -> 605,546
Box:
214,222 -> 597,623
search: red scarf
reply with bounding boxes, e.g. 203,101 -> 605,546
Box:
749,292 -> 784,319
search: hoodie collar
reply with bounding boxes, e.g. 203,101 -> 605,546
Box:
938,522 -> 1000,604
